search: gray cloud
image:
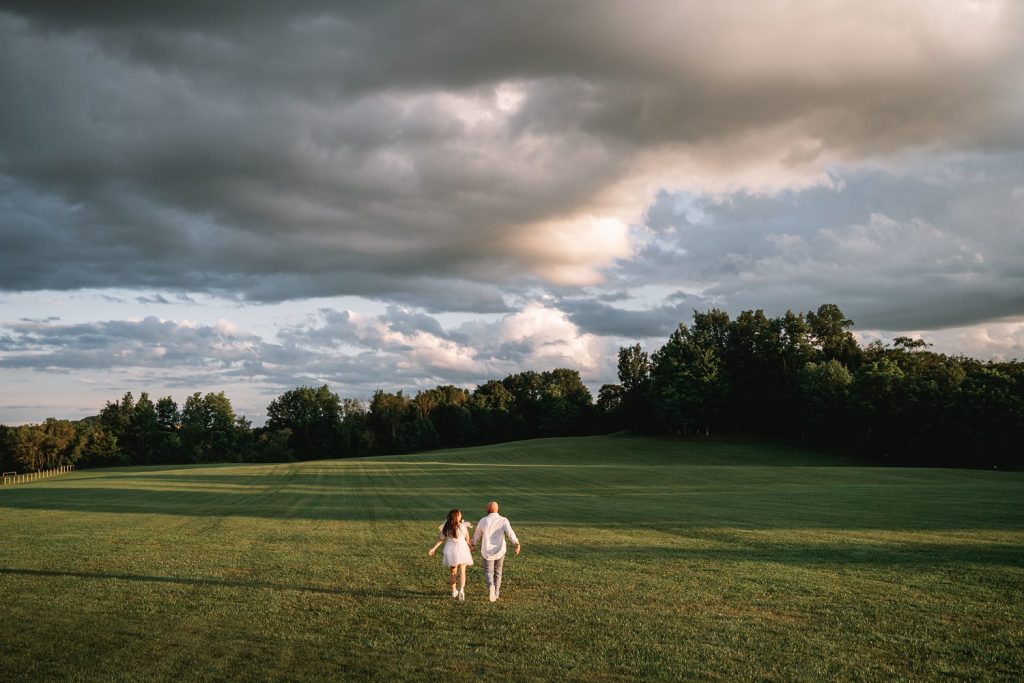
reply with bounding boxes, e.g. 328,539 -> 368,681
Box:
0,316 -> 261,370
1,2 -> 1021,310
618,153 -> 1024,330
380,306 -> 452,341
0,303 -> 605,404
136,293 -> 197,305
556,298 -> 695,338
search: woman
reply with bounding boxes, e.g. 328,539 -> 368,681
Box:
428,508 -> 474,600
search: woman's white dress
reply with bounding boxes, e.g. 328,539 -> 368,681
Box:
440,521 -> 474,567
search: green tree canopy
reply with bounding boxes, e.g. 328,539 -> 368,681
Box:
266,385 -> 344,459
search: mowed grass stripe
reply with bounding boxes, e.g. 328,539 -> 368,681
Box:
1,435 -> 1022,681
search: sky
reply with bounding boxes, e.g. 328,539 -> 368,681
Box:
1,1 -> 1023,425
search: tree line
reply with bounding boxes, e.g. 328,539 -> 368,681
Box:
1,304 -> 1021,473
599,304 -> 1023,468
0,369 -> 597,473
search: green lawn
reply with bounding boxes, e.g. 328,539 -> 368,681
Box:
1,435 -> 1022,681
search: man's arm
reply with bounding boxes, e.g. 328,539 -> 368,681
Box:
505,519 -> 521,555
472,521 -> 482,547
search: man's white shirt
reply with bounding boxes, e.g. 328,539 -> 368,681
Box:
473,512 -> 519,560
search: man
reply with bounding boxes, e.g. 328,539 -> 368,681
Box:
472,501 -> 521,603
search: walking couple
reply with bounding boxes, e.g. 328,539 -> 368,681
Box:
428,501 -> 521,602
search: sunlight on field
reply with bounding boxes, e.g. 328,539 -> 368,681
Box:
2,435 -> 1022,681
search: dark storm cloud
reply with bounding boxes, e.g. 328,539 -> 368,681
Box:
556,299 -> 694,338
1,2 -> 1022,310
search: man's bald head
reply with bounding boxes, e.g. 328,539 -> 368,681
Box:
487,501 -> 499,513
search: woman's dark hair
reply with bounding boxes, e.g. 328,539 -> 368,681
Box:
441,509 -> 461,538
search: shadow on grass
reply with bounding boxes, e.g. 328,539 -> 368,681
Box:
0,486 -> 437,521
3,482 -> 1023,532
0,567 -> 435,599
543,541 -> 1024,569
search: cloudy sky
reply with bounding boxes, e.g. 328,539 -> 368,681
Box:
2,1 -> 1023,424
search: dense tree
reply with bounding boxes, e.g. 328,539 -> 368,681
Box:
596,383 -> 625,430
651,322 -> 727,435
723,309 -> 788,432
431,403 -> 476,448
620,303 -> 1020,467
616,344 -> 656,432
154,396 -> 182,463
798,360 -> 854,441
617,344 -> 651,395
891,347 -> 966,458
394,415 -> 440,454
471,380 -> 513,412
469,380 -> 517,443
99,392 -> 135,463
266,385 -> 343,459
536,369 -> 594,436
254,428 -> 294,463
155,396 -> 180,431
9,418 -> 79,471
501,371 -> 545,436
181,392 -> 238,462
951,364 -> 1020,465
339,399 -> 374,457
409,386 -> 475,448
74,422 -> 123,468
368,390 -> 410,454
0,424 -> 14,473
128,393 -> 160,465
851,355 -> 905,449
362,388 -> 438,454
807,304 -> 862,368
692,309 -> 732,355
413,385 -> 469,419
9,423 -> 47,472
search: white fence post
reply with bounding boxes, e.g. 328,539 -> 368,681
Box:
1,464 -> 75,486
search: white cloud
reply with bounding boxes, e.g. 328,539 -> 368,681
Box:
498,302 -> 604,372
395,332 -> 488,376
859,320 -> 1024,361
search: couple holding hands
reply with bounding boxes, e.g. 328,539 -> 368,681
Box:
428,501 -> 521,602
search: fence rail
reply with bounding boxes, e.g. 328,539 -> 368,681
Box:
1,464 -> 75,486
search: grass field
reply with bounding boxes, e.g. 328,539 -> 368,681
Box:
1,434 -> 1022,681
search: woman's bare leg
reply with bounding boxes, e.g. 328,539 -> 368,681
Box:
455,564 -> 467,600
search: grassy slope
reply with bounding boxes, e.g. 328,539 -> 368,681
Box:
1,435 -> 1022,681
